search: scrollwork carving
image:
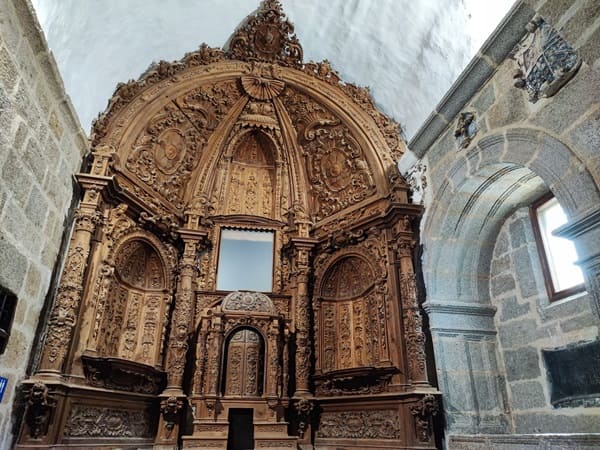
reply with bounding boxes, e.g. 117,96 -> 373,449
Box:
64,405 -> 153,438
227,0 -> 303,67
317,410 -> 401,439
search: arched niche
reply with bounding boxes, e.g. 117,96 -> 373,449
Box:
316,255 -> 379,372
95,238 -> 171,367
221,327 -> 266,397
216,129 -> 277,219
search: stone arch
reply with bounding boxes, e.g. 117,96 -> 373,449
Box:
423,127 -> 600,306
421,126 -> 600,435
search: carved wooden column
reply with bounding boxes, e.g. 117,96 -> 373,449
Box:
205,314 -> 224,398
396,237 -> 429,386
37,176 -> 107,377
291,239 -> 315,397
164,236 -> 198,394
157,229 -> 204,446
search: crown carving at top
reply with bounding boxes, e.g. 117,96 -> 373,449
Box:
227,0 -> 303,67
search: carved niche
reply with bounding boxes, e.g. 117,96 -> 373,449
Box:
95,239 -> 171,366
318,256 -> 375,371
219,130 -> 276,218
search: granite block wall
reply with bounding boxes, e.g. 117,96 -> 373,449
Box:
491,208 -> 599,433
409,0 -> 600,447
0,0 -> 86,446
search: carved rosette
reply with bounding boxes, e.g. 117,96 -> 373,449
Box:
241,62 -> 285,100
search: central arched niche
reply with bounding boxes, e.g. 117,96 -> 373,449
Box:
216,129 -> 277,218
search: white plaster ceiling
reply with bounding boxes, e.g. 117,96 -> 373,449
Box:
31,0 -> 515,139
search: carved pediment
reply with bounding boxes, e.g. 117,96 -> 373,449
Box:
226,0 -> 303,67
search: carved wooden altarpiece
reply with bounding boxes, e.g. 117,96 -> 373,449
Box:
17,1 -> 440,449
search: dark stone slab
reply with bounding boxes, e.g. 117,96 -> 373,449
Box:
542,339 -> 600,407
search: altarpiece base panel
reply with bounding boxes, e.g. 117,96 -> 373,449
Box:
16,1 -> 439,449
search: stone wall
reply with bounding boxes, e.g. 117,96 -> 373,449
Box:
491,208 -> 599,433
0,0 -> 87,446
407,0 -> 600,447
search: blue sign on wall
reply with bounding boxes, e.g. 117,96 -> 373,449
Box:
0,377 -> 7,403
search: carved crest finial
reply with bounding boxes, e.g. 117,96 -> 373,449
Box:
227,0 -> 303,67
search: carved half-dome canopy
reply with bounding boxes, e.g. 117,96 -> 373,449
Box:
90,0 -> 408,228
222,291 -> 275,315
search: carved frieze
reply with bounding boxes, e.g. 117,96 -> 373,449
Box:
64,405 -> 153,438
317,410 -> 401,439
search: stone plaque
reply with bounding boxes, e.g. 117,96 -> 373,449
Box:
543,339 -> 600,407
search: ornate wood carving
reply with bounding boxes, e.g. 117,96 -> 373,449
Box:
317,410 -> 401,439
224,328 -> 264,396
227,0 -> 303,67
410,394 -> 439,442
21,2 -> 440,448
64,405 -> 153,438
24,383 -> 56,439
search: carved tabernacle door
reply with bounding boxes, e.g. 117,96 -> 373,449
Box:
17,1 -> 440,449
224,328 -> 264,397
